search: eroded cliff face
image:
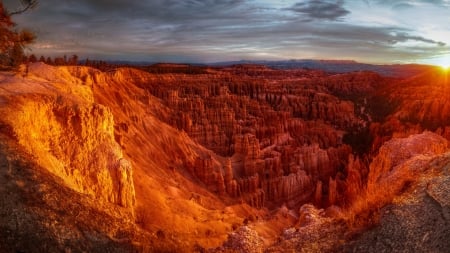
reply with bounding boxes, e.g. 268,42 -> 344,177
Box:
266,131 -> 450,253
31,63 -> 373,212
13,99 -> 135,208
368,68 -> 450,150
1,63 -> 249,250
1,63 -> 448,252
0,65 -> 135,209
130,65 -> 380,209
0,136 -> 153,252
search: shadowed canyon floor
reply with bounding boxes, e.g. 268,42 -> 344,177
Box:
0,63 -> 449,252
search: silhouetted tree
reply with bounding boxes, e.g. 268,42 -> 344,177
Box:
38,55 -> 45,62
69,54 -> 78,65
28,54 -> 37,62
0,0 -> 37,69
54,57 -> 65,65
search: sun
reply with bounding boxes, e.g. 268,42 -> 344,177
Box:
441,64 -> 450,71
425,54 -> 450,71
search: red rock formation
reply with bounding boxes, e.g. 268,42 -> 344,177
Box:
328,177 -> 337,206
223,158 -> 238,196
0,67 -> 136,208
367,68 -> 450,151
130,64 -> 376,208
2,63 -> 391,216
314,181 -> 323,205
368,131 -> 448,190
343,154 -> 365,205
5,62 -> 450,251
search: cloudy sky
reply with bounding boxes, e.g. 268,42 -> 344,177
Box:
4,0 -> 450,65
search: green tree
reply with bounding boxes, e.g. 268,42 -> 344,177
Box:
0,0 -> 37,69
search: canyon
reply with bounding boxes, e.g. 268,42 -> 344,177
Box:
0,62 -> 449,252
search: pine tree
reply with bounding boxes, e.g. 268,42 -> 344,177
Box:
0,1 -> 37,69
69,54 -> 78,65
46,56 -> 52,65
28,54 -> 37,62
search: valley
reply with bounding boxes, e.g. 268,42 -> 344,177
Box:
0,62 -> 449,252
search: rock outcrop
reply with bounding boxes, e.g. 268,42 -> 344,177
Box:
0,134 -> 187,252
128,64 -> 378,208
214,226 -> 264,253
0,64 -> 136,208
368,131 -> 448,189
368,68 -> 450,151
0,63 -> 245,251
3,62 -> 448,252
343,132 -> 448,220
267,131 -> 450,252
343,132 -> 450,252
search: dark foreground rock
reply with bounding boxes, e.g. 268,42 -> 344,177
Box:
344,153 -> 450,253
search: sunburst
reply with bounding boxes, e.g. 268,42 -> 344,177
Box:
432,55 -> 450,71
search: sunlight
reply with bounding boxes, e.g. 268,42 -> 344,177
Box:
431,54 -> 450,71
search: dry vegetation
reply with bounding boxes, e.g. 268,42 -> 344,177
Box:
341,132 -> 448,232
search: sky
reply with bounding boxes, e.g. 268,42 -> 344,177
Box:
4,0 -> 450,65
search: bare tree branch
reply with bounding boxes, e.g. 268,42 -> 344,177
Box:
10,0 -> 38,16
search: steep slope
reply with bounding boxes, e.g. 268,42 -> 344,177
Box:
390,67 -> 450,129
130,65 -> 390,210
0,63 -> 245,251
343,132 -> 450,252
1,63 -> 448,252
0,65 -> 135,206
369,67 -> 450,150
266,132 -> 450,252
71,65 -> 244,248
0,134 -> 153,252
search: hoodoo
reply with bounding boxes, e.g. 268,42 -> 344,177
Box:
1,63 -> 449,252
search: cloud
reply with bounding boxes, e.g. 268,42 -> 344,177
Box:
391,33 -> 446,46
373,0 -> 450,8
2,0 -> 448,63
392,3 -> 415,10
286,0 -> 350,21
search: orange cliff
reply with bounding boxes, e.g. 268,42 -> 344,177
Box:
369,67 -> 450,150
1,62 -> 372,250
0,64 -> 384,205
2,62 -> 448,252
131,65 -> 378,209
0,64 -> 135,209
0,63 -> 243,250
266,131 -> 450,253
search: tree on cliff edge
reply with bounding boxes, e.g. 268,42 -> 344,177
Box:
0,0 -> 37,69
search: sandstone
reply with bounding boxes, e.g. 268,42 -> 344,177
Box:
216,226 -> 264,253
368,131 -> 448,189
344,151 -> 450,253
0,77 -> 136,208
298,204 -> 325,227
4,63 -> 447,252
119,64 -> 369,209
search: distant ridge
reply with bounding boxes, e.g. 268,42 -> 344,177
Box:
210,59 -> 432,78
102,59 -> 433,78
